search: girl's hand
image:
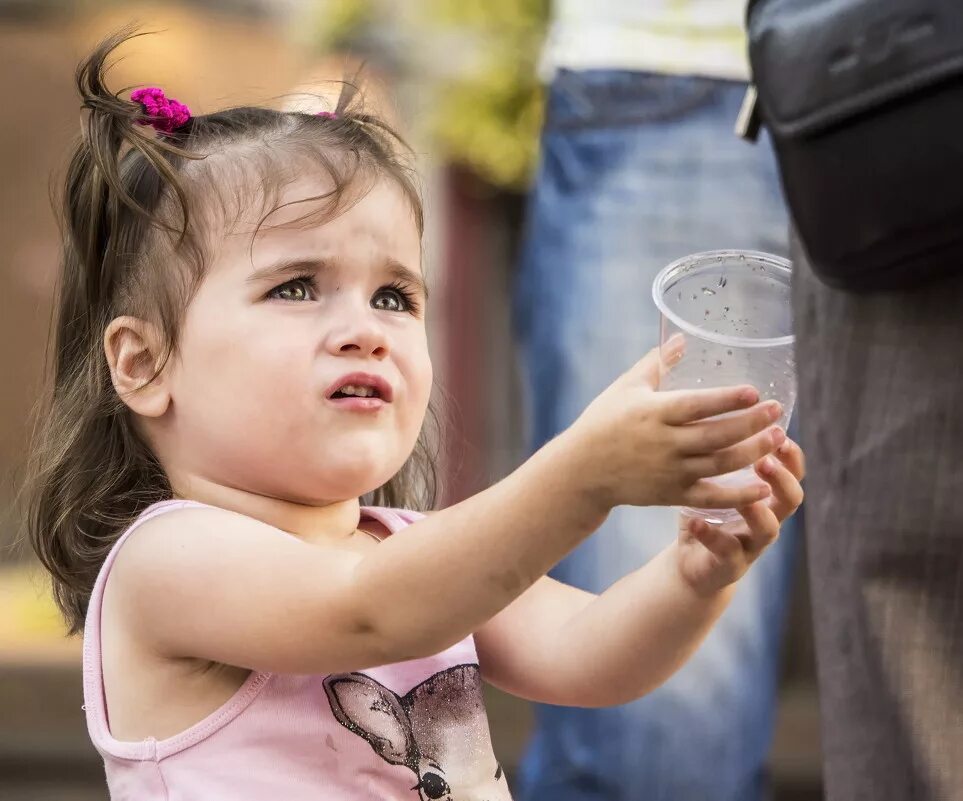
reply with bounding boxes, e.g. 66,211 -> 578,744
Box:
676,438 -> 805,597
563,340 -> 786,512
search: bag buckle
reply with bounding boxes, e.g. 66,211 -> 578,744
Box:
736,84 -> 762,142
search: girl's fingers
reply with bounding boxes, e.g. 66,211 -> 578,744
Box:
675,400 -> 782,455
659,385 -> 760,425
659,334 -> 687,379
736,500 -> 781,556
685,477 -> 771,510
623,346 -> 666,391
775,437 -> 806,480
685,516 -> 743,560
756,455 -> 805,520
686,426 -> 785,479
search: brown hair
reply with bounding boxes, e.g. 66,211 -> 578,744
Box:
22,27 -> 439,635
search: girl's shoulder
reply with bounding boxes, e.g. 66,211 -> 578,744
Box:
104,502 -> 430,601
94,499 -> 220,590
103,502 -> 429,595
96,500 -> 284,619
92,499 -> 418,678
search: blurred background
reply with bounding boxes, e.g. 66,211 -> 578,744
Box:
0,1 -> 820,798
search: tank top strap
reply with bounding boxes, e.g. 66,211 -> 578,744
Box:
359,506 -> 425,533
82,499 -> 213,758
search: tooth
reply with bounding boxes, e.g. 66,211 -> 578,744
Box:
341,385 -> 356,395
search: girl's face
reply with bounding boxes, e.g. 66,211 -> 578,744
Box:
160,177 -> 432,504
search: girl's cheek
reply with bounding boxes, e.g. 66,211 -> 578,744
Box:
407,351 -> 433,403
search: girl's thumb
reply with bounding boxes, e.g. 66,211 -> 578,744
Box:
630,335 -> 685,390
629,347 -> 664,390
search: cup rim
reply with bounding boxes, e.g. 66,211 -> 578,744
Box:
652,249 -> 796,349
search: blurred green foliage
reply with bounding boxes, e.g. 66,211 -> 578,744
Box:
305,0 -> 377,53
422,0 -> 549,191
307,0 -> 549,191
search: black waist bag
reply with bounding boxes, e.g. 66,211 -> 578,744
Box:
744,0 -> 963,291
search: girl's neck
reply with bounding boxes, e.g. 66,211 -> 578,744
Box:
170,473 -> 362,545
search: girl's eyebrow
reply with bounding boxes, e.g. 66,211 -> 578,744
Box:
246,258 -> 327,284
247,257 -> 428,300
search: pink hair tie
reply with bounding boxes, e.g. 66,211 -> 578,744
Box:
131,87 -> 191,134
316,110 -> 338,120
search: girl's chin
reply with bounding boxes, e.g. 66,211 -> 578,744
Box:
286,467 -> 401,503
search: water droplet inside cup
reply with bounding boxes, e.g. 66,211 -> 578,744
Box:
769,382 -> 775,388
718,276 -> 727,288
715,360 -> 722,367
727,349 -> 733,356
696,378 -> 703,384
702,287 -> 715,296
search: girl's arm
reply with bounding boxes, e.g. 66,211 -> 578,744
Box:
111,351 -> 781,676
475,439 -> 804,707
111,434 -> 603,675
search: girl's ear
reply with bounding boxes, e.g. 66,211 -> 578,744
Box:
104,316 -> 171,418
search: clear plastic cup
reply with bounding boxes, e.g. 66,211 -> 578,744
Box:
652,250 -> 795,523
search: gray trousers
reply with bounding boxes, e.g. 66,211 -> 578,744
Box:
792,240 -> 963,800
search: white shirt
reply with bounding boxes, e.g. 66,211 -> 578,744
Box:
542,0 -> 749,81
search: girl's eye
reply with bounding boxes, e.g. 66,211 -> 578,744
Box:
372,285 -> 418,314
269,278 -> 314,302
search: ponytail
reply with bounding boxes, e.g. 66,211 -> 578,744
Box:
24,28 -> 187,633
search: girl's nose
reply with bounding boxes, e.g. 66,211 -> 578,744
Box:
325,315 -> 390,360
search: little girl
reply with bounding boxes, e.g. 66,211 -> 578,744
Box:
25,30 -> 804,800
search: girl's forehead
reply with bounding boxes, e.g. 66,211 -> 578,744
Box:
215,178 -> 423,276
247,175 -> 415,235
282,172 -> 412,217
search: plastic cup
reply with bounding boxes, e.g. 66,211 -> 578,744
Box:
652,250 -> 795,523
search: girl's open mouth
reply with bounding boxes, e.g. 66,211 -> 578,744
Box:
325,373 -> 393,411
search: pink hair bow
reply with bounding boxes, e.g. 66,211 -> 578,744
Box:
131,87 -> 191,134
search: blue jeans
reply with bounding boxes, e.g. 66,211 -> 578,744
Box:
513,70 -> 799,801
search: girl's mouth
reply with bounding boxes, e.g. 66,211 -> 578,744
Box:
327,394 -> 387,412
325,373 -> 393,412
331,384 -> 382,400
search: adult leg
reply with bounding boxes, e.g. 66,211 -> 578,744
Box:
793,240 -> 963,800
513,70 -> 798,801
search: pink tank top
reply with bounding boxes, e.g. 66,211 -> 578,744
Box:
82,500 -> 513,800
